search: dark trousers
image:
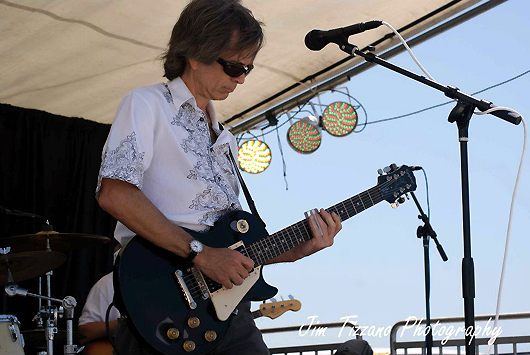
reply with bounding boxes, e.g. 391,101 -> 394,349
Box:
114,301 -> 269,355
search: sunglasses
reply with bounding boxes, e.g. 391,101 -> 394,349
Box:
217,58 -> 254,78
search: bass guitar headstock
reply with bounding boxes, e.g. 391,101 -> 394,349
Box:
259,296 -> 301,320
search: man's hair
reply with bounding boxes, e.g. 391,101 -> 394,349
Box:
162,0 -> 264,80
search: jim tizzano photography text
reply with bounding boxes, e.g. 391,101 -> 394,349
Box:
298,315 -> 502,345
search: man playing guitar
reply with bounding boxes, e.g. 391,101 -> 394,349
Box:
96,0 -> 342,353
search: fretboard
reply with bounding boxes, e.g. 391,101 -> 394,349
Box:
246,185 -> 383,266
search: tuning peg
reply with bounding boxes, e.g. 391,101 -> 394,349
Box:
391,201 -> 400,209
280,295 -> 285,301
397,197 -> 406,204
383,166 -> 391,174
270,297 -> 277,303
288,294 -> 294,300
405,193 -> 410,200
377,168 -> 384,176
390,163 -> 398,171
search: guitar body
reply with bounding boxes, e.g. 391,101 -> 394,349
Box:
114,210 -> 278,355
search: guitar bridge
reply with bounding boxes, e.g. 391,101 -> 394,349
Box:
189,267 -> 210,301
174,270 -> 197,309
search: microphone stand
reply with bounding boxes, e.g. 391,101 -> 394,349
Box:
336,42 -> 521,355
410,191 -> 448,355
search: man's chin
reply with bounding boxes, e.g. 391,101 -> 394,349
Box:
213,92 -> 231,101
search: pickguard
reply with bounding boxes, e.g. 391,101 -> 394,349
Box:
209,240 -> 260,320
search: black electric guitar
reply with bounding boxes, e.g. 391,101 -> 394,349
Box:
114,164 -> 417,355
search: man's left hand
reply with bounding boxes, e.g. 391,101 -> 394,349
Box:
291,208 -> 342,261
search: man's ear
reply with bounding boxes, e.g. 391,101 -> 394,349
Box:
188,59 -> 200,71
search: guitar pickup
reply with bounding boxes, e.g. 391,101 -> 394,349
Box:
174,270 -> 197,309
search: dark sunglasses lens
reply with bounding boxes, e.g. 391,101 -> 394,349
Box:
224,64 -> 246,78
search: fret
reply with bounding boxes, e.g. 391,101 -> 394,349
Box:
341,201 -> 351,219
293,222 -> 304,242
359,194 -> 370,210
350,195 -> 363,213
367,190 -> 375,205
298,221 -> 311,243
343,199 -> 356,218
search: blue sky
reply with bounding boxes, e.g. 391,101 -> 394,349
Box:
238,0 -> 530,350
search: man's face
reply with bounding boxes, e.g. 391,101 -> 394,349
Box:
192,49 -> 255,102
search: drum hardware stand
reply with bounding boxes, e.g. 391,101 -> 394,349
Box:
335,41 -> 521,355
5,283 -> 82,354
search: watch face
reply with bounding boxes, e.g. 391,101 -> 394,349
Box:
190,240 -> 203,253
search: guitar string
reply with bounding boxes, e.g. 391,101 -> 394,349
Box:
179,175 -> 410,295
179,175 -> 405,293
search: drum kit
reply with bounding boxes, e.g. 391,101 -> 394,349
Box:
0,219 -> 109,355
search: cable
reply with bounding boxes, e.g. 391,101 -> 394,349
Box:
382,21 -> 437,82
275,127 -> 289,190
420,168 -> 431,219
106,301 -> 121,355
484,111 -> 527,355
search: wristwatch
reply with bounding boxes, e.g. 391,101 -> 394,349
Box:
186,239 -> 203,262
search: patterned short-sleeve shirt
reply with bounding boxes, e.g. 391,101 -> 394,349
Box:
97,77 -> 242,245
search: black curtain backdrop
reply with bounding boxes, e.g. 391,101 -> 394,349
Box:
0,103 -> 117,338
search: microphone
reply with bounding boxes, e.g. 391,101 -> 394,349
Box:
305,20 -> 383,51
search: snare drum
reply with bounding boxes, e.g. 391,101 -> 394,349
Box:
0,315 -> 25,354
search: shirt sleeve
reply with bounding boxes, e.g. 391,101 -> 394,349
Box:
96,90 -> 155,199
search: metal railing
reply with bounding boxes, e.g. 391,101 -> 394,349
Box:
390,312 -> 530,355
261,321 -> 362,355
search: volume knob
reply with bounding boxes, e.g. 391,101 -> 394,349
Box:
167,328 -> 180,340
183,341 -> 196,352
205,330 -> 217,342
188,317 -> 200,328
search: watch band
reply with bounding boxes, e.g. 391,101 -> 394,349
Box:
186,249 -> 198,262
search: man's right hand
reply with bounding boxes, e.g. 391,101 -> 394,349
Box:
193,246 -> 254,289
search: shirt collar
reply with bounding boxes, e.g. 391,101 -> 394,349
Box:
167,78 -> 219,131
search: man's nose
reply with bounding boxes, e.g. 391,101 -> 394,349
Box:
233,73 -> 246,84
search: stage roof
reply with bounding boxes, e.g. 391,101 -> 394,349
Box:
1,0 -> 487,128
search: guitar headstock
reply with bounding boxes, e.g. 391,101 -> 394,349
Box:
259,298 -> 301,319
377,164 -> 417,205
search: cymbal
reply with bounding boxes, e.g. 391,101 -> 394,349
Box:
0,231 -> 110,253
22,329 -> 85,348
0,251 -> 66,284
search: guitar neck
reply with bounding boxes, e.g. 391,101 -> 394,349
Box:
246,185 -> 383,266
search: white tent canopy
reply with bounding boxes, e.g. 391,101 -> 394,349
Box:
1,0 -> 482,127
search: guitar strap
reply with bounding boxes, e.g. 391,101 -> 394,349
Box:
218,123 -> 266,229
